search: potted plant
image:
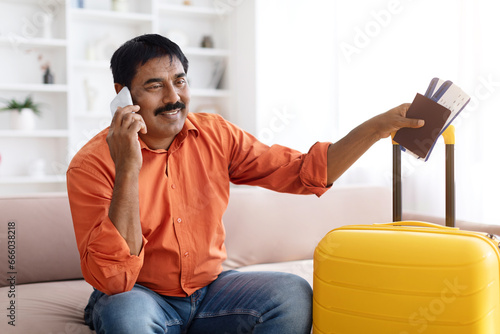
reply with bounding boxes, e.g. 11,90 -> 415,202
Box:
1,96 -> 42,131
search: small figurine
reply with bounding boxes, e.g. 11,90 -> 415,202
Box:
201,35 -> 214,48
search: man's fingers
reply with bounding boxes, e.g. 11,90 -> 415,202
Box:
394,103 -> 424,129
112,106 -> 144,132
113,105 -> 140,122
396,103 -> 411,117
129,115 -> 147,134
125,113 -> 147,133
410,118 -> 425,128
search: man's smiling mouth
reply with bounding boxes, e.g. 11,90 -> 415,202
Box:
163,109 -> 180,116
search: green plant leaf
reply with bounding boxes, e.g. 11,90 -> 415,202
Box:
0,95 -> 42,115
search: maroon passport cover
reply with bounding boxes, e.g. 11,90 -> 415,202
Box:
393,93 -> 451,159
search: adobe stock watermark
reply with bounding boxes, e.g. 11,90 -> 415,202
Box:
213,0 -> 245,17
340,0 -> 412,64
399,277 -> 467,334
51,118 -> 111,180
258,106 -> 296,146
2,0 -> 65,52
384,74 -> 500,183
47,322 -> 86,334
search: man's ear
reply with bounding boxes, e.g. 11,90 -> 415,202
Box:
114,83 -> 124,94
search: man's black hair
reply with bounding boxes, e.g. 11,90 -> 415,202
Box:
110,34 -> 189,88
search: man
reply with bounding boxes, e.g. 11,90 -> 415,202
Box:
67,34 -> 423,333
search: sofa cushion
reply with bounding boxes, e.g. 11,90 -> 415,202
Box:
237,259 -> 314,287
0,279 -> 94,333
0,193 -> 82,286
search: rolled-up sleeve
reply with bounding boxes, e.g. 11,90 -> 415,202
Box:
67,164 -> 146,295
223,117 -> 331,197
299,141 -> 331,196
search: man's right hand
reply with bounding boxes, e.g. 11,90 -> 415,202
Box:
106,105 -> 146,256
106,105 -> 147,174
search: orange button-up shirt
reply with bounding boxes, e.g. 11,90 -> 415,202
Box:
67,113 -> 330,296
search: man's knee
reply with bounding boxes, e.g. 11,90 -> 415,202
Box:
271,273 -> 312,309
258,273 -> 312,333
92,288 -> 179,333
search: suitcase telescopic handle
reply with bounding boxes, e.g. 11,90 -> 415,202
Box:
391,125 -> 456,227
376,221 -> 458,230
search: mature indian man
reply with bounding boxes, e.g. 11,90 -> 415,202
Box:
67,34 -> 423,334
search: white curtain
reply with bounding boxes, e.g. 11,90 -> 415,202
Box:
255,0 -> 500,224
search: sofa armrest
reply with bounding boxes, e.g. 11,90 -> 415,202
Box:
0,193 -> 82,287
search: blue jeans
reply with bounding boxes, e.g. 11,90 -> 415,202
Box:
84,270 -> 312,333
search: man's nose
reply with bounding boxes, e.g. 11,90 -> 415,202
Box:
162,83 -> 180,104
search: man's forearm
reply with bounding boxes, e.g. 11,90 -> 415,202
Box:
326,120 -> 379,185
326,104 -> 424,185
108,169 -> 143,256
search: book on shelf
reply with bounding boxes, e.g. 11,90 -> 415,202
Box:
393,78 -> 470,161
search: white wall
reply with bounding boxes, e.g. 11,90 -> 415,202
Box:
254,0 -> 337,153
250,0 -> 500,224
229,0 -> 258,134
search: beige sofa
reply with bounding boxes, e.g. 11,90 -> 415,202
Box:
1,186 -> 496,333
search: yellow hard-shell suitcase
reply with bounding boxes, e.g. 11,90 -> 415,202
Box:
314,221 -> 500,333
313,127 -> 500,333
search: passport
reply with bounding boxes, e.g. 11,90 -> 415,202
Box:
393,78 -> 470,161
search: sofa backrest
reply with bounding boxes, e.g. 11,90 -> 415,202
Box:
0,185 -> 392,287
0,193 -> 83,287
222,186 -> 392,269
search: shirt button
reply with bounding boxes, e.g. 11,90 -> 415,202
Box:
171,184 -> 176,189
177,218 -> 182,223
184,251 -> 189,257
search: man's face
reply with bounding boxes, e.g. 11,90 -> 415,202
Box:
129,55 -> 190,150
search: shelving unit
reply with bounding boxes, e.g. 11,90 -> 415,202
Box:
0,0 -> 233,195
0,83 -> 68,93
0,36 -> 67,48
157,3 -> 220,17
0,130 -> 69,138
69,8 -> 154,23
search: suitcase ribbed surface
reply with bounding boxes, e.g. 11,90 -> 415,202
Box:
313,224 -> 500,333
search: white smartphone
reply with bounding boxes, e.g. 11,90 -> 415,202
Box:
110,86 -> 133,116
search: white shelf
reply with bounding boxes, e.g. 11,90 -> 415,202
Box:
0,130 -> 69,138
72,49 -> 229,70
0,84 -> 68,93
1,0 -> 51,5
0,37 -> 67,48
74,113 -> 111,119
70,8 -> 154,24
0,175 -> 66,185
158,4 -> 223,18
73,60 -> 110,70
191,89 -> 231,97
183,47 -> 230,57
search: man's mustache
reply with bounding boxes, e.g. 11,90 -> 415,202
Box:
154,102 -> 186,116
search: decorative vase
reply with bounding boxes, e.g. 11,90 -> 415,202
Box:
11,109 -> 36,131
43,67 -> 54,84
41,14 -> 53,39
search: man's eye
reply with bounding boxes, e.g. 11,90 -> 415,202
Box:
148,84 -> 162,89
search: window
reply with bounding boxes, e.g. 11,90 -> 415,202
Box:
255,0 -> 500,224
